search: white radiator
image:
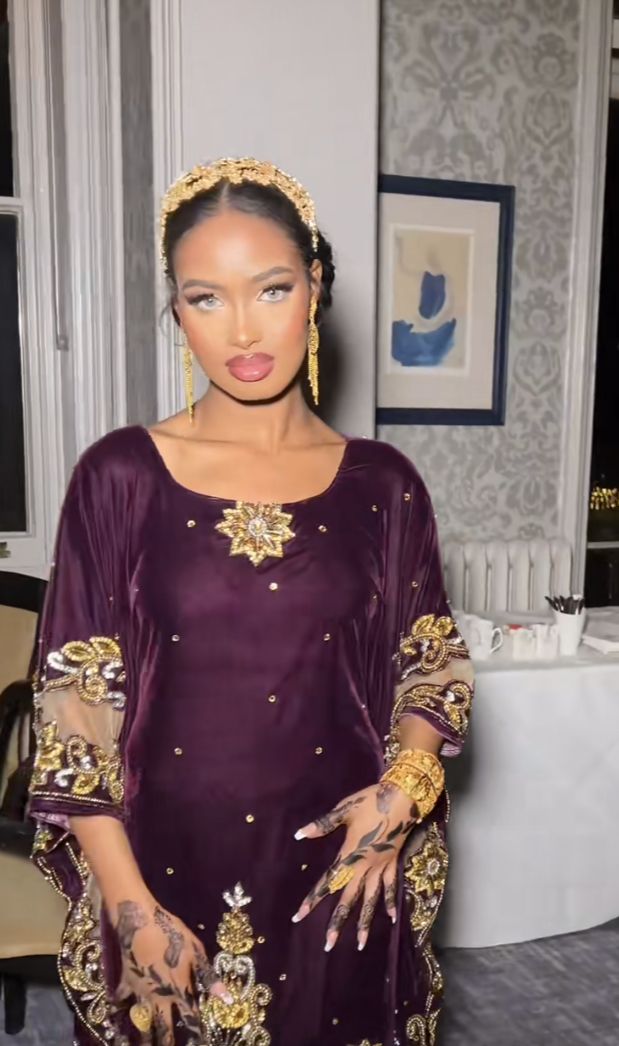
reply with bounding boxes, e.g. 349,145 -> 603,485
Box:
443,538 -> 573,614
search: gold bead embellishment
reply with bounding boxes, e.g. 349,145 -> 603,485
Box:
245,814 -> 255,824
332,1018 -> 339,1026
323,633 -> 331,642
187,519 -> 196,527
161,158 -> 319,276
301,864 -> 308,870
318,524 -> 327,533
404,492 -> 411,501
166,867 -> 175,875
174,747 -> 183,756
279,974 -> 287,982
269,582 -> 279,591
411,581 -> 419,589
215,502 -> 295,567
171,634 -> 180,642
268,694 -> 277,703
371,504 -> 379,512
197,922 -> 205,930
315,747 -> 323,755
257,936 -> 266,944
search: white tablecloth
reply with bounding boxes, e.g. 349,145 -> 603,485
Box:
435,646 -> 619,947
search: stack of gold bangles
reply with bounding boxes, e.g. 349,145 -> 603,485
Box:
380,748 -> 445,821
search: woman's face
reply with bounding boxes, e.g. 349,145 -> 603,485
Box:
172,208 -> 321,402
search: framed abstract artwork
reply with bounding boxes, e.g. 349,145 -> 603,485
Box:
376,175 -> 515,426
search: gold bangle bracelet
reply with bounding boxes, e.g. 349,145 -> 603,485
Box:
380,749 -> 445,820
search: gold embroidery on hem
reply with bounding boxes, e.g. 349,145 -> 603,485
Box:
31,836 -> 121,1044
199,882 -> 272,1044
29,720 -> 124,805
403,824 -> 448,1045
215,502 -> 295,567
45,635 -> 126,709
406,1011 -> 439,1045
398,614 -> 468,675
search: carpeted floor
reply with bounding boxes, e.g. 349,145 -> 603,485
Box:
2,919 -> 618,1045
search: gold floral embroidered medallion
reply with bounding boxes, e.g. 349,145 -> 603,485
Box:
199,882 -> 272,1044
215,502 -> 295,567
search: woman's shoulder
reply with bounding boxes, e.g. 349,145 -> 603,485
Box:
72,424 -> 153,485
346,436 -> 427,493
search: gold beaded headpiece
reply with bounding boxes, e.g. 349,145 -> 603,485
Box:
160,157 -> 319,278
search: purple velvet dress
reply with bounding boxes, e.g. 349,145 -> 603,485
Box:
28,425 -> 473,1046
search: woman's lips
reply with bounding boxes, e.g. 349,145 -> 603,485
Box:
226,353 -> 275,382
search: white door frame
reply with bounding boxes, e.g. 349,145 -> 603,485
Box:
559,0 -> 613,588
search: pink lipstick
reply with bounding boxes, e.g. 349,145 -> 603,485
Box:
226,353 -> 275,382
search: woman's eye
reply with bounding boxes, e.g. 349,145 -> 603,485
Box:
188,294 -> 221,311
260,283 -> 293,302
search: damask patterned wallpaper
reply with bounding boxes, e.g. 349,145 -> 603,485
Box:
379,0 -> 581,541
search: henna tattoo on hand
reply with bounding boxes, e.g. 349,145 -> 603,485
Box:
192,942 -> 217,994
359,884 -> 381,932
115,900 -> 148,952
376,780 -> 398,814
328,902 -> 351,934
154,906 -> 185,969
384,880 -> 397,911
314,795 -> 364,834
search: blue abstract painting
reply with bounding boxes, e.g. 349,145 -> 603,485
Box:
391,270 -> 457,367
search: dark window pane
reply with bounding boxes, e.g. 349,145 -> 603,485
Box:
0,0 -> 13,196
0,212 -> 26,531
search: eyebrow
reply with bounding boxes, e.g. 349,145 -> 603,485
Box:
181,266 -> 295,292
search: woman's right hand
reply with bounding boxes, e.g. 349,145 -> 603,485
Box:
112,894 -> 231,1044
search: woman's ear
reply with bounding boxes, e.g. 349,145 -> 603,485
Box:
309,258 -> 323,299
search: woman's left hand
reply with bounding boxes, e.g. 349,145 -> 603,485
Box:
291,780 -> 420,952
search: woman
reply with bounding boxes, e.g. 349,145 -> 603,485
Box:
28,158 -> 473,1046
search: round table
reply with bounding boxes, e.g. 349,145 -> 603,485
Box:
435,645 -> 619,947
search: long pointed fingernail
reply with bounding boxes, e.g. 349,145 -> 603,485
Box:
357,932 -> 368,951
294,829 -> 306,840
390,912 -> 397,924
292,904 -> 308,923
324,933 -> 336,952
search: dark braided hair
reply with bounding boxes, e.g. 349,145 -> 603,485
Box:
162,180 -> 336,322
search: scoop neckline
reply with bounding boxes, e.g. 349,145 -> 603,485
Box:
136,424 -> 355,508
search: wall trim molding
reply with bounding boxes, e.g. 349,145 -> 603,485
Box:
60,0 -> 127,453
106,0 -> 127,431
150,0 -> 184,420
559,0 -> 613,588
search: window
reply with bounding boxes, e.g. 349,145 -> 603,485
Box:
0,0 -> 27,537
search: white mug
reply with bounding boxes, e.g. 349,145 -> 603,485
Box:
531,622 -> 559,660
466,617 -> 503,661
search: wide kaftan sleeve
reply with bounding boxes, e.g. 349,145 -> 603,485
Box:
383,469 -> 474,767
27,443 -> 131,1042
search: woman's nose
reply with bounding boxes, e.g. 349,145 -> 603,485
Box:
230,307 -> 260,350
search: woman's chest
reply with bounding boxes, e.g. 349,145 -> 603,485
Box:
132,492 -> 386,634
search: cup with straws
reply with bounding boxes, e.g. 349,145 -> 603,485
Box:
545,594 -> 586,656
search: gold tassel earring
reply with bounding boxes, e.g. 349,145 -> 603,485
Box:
181,334 -> 195,423
307,296 -> 319,406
